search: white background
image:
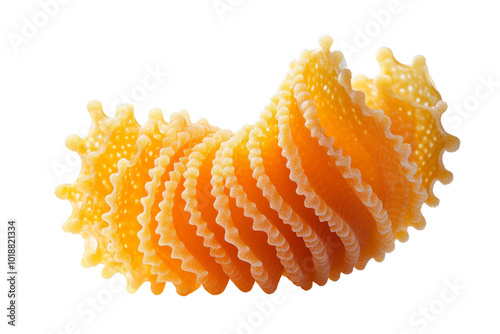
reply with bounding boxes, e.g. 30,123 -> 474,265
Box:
1,1 -> 499,333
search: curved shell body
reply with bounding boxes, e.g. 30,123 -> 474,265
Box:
56,36 -> 459,295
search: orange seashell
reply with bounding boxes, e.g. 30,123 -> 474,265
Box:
55,36 -> 459,295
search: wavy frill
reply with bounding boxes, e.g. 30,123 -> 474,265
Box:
55,36 -> 459,295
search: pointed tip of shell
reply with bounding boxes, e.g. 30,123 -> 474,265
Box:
445,134 -> 460,152
148,108 -> 164,121
87,100 -> 106,121
425,191 -> 440,207
87,100 -> 103,113
55,184 -> 70,199
411,55 -> 427,69
319,35 -> 333,53
116,104 -> 135,118
376,47 -> 394,63
65,134 -> 83,152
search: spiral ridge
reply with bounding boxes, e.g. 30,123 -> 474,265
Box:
55,36 -> 459,295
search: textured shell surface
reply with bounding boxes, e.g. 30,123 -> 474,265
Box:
55,35 -> 459,296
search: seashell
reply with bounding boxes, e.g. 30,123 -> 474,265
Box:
55,35 -> 459,295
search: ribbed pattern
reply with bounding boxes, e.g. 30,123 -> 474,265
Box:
55,36 -> 459,295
